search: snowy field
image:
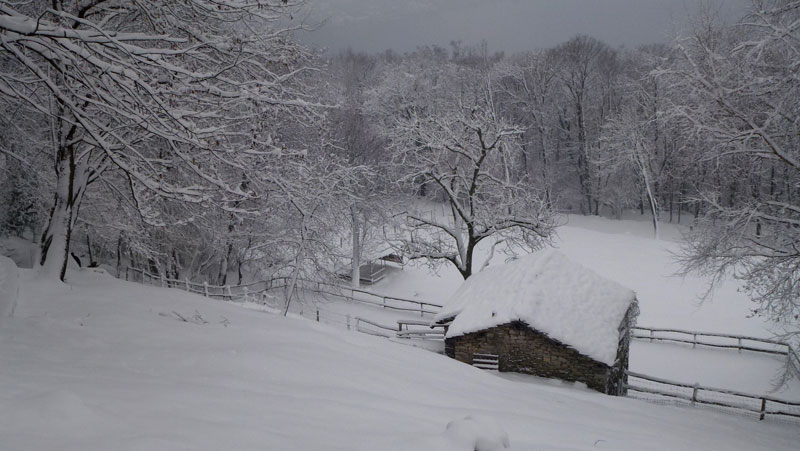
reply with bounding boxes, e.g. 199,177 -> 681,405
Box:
1,263 -> 799,451
317,214 -> 800,397
372,213 -> 774,337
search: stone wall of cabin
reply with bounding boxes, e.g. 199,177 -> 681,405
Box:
446,321 -> 613,393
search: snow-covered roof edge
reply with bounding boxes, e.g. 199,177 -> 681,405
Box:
434,250 -> 637,365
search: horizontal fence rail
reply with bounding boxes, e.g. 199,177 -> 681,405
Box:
273,278 -> 440,317
354,317 -> 396,338
625,370 -> 800,422
125,266 -> 442,316
270,276 -> 443,316
632,326 -> 800,378
397,319 -> 446,341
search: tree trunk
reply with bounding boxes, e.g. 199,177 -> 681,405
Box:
38,147 -> 88,281
351,204 -> 361,288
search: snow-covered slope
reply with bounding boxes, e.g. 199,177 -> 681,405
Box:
0,266 -> 797,450
435,250 -> 636,365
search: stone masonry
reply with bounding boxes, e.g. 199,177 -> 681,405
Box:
445,321 -> 616,393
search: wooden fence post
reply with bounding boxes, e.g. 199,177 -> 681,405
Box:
419,302 -> 424,317
225,285 -> 232,300
185,278 -> 190,291
691,383 -> 698,405
160,273 -> 165,288
316,309 -> 319,322
346,314 -> 351,330
243,286 -> 249,301
203,281 -> 209,297
692,334 -> 697,349
738,338 -> 742,353
760,398 -> 766,421
125,267 -> 129,281
650,329 -> 654,342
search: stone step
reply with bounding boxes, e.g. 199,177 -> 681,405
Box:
473,358 -> 499,364
473,363 -> 499,370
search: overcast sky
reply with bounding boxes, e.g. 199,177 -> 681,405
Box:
300,0 -> 752,54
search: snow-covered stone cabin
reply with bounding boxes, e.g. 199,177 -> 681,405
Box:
433,250 -> 638,395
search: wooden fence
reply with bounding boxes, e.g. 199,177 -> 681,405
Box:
632,326 -> 800,378
396,319 -> 446,340
125,266 -> 441,316
273,276 -> 442,317
624,370 -> 800,422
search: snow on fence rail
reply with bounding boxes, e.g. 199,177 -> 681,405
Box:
632,326 -> 800,378
624,370 -> 800,422
267,276 -> 443,317
125,267 -> 442,316
396,319 -> 446,340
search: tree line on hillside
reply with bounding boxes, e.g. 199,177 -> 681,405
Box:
0,1 -> 798,338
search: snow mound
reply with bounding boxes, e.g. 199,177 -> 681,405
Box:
444,415 -> 510,451
390,415 -> 511,451
0,255 -> 19,317
435,250 -> 636,365
0,236 -> 38,268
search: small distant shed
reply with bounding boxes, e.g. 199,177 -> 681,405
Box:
434,250 -> 638,395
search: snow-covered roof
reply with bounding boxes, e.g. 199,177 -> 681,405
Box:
434,250 -> 636,366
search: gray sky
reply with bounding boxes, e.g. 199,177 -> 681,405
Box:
301,0 -> 752,54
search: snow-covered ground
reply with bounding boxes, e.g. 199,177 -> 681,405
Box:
371,214 -> 773,337
1,265 -> 798,450
339,213 -> 800,397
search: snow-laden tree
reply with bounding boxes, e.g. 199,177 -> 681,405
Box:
491,51 -> 562,207
0,1 -> 320,280
670,0 -> 800,338
550,35 -> 619,215
324,51 -> 391,288
384,68 -> 556,279
600,105 -> 662,237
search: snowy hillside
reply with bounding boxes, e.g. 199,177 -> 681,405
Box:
350,214 -> 800,397
0,262 -> 798,450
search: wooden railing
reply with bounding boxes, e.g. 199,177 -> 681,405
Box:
273,277 -> 441,317
625,370 -> 800,422
396,319 -> 446,340
125,266 -> 442,316
353,317 -> 396,338
632,326 -> 800,378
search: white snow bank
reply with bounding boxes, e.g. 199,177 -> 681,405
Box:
0,255 -> 19,317
1,268 -> 797,450
390,416 -> 510,451
444,415 -> 510,450
435,250 -> 636,366
0,236 -> 38,268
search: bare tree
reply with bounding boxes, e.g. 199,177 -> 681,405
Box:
387,71 -> 556,279
551,36 -> 618,215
